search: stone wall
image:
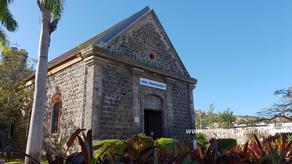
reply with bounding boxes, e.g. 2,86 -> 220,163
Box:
172,81 -> 192,138
108,12 -> 189,77
97,63 -> 134,139
92,10 -> 195,139
44,61 -> 86,141
196,123 -> 292,144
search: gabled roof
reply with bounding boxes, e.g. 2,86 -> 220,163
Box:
94,7 -> 191,77
96,7 -> 150,43
34,6 -> 196,84
48,7 -> 151,69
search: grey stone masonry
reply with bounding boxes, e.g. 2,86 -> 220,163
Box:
44,61 -> 86,140
99,60 -> 134,139
108,11 -> 190,78
84,56 -> 104,137
171,82 -> 193,138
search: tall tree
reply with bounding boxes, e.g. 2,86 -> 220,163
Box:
218,108 -> 235,128
0,46 -> 32,126
25,0 -> 64,162
0,0 -> 18,45
258,88 -> 292,118
195,109 -> 203,129
0,46 -> 33,152
205,104 -> 217,128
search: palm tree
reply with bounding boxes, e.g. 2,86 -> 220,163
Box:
219,108 -> 235,128
25,0 -> 64,162
0,0 -> 18,45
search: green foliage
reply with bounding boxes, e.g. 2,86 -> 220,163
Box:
46,129 -> 94,164
155,138 -> 177,151
229,134 -> 292,163
180,154 -> 199,164
94,139 -> 126,162
195,133 -> 209,151
288,134 -> 292,142
41,129 -> 292,163
126,133 -> 154,153
258,134 -> 291,163
155,138 -> 179,159
44,134 -> 67,158
0,0 -> 18,45
38,0 -> 64,19
122,133 -> 156,163
0,46 -> 33,125
195,110 -> 202,129
259,145 -> 287,164
195,104 -> 219,129
205,104 -> 217,128
217,138 -> 237,151
265,132 -> 292,142
0,30 -> 7,45
218,108 -> 235,128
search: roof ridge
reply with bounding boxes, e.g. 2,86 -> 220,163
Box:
48,6 -> 151,68
95,6 -> 150,44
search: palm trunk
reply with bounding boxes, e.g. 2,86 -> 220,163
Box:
25,10 -> 51,163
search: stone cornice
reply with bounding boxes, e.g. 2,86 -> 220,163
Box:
92,46 -> 197,84
25,45 -> 197,86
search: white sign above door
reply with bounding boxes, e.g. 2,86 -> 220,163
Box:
140,78 -> 166,90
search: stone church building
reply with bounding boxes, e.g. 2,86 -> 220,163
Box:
28,7 -> 197,140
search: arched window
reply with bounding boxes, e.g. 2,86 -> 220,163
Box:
51,102 -> 61,133
50,92 -> 62,134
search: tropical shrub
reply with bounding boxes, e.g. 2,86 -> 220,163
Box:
21,129 -> 290,164
44,134 -> 67,164
94,139 -> 126,162
195,133 -> 209,152
230,134 -> 292,163
265,132 -> 292,142
217,138 -> 237,151
289,135 -> 292,142
245,129 -> 268,142
197,138 -> 249,163
54,129 -> 93,164
126,133 -> 154,153
155,138 -> 179,160
124,133 -> 156,163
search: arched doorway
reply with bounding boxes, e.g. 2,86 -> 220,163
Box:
143,94 -> 163,139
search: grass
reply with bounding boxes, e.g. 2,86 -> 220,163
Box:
0,157 -> 48,164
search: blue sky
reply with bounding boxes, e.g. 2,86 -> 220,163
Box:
8,0 -> 292,116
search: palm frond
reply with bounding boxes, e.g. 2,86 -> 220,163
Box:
52,0 -> 64,19
39,0 -> 65,19
0,8 -> 17,31
0,0 -> 14,16
0,0 -> 8,14
0,28 -> 8,46
0,0 -> 17,34
6,0 -> 15,4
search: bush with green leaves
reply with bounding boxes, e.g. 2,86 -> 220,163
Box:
126,133 -> 154,153
195,133 -> 209,151
288,134 -> 292,142
155,138 -> 179,159
94,139 -> 126,162
217,138 -> 237,151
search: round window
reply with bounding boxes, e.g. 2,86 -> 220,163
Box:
149,53 -> 155,60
